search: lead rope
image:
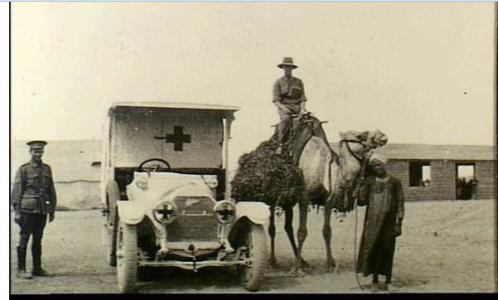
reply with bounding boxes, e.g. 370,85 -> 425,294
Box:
353,195 -> 365,291
352,156 -> 369,292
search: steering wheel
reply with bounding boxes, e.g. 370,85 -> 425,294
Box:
137,158 -> 172,173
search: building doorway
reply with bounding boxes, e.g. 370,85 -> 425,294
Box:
456,163 -> 477,200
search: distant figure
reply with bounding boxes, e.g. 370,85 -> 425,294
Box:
461,178 -> 472,200
273,57 -> 308,155
357,154 -> 405,292
12,141 -> 57,279
456,178 -> 463,199
423,178 -> 432,187
469,177 -> 478,200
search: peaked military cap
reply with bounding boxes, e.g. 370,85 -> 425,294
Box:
27,140 -> 47,150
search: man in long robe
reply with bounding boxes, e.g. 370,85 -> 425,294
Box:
356,153 -> 404,291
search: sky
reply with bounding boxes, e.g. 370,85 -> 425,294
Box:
11,2 -> 496,168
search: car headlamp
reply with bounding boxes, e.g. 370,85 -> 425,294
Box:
213,200 -> 236,224
153,200 -> 177,224
204,176 -> 218,189
136,176 -> 149,190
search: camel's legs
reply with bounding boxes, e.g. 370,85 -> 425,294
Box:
283,206 -> 298,258
269,206 -> 277,267
292,200 -> 309,276
323,200 -> 336,272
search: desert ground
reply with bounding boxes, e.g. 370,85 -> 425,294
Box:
10,199 -> 496,294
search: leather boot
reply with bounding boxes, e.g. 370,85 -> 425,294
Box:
16,247 -> 32,279
379,282 -> 389,291
32,246 -> 50,277
370,282 -> 379,293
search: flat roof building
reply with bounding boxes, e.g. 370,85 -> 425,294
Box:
375,144 -> 495,201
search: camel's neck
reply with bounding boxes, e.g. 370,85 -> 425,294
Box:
298,136 -> 368,209
330,143 -> 364,193
338,143 -> 363,168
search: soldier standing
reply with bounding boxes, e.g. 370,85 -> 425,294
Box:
12,140 -> 57,279
273,57 -> 308,155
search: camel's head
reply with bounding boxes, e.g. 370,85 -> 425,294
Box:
338,129 -> 388,158
364,129 -> 388,149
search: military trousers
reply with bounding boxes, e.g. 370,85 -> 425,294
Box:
17,213 -> 47,271
276,103 -> 301,145
18,212 -> 47,250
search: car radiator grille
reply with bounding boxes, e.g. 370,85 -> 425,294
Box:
166,196 -> 219,242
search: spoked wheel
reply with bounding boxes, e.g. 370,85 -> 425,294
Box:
237,223 -> 268,291
116,221 -> 138,293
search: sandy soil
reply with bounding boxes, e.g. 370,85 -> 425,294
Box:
10,199 -> 496,294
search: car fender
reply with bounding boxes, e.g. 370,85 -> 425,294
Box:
117,201 -> 145,225
235,202 -> 270,225
227,202 -> 269,246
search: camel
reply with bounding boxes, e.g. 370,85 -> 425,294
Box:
268,113 -> 388,276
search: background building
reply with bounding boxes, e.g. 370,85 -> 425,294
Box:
376,144 -> 496,201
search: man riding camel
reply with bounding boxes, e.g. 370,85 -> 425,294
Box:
273,57 -> 308,155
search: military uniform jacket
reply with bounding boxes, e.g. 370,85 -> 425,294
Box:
12,161 -> 57,215
273,76 -> 307,104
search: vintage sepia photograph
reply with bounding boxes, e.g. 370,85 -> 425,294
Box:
7,1 -> 497,294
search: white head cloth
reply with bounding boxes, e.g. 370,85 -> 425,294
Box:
369,153 -> 388,165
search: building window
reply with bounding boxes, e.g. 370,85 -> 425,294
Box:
456,163 -> 476,200
409,161 -> 431,187
456,164 -> 475,180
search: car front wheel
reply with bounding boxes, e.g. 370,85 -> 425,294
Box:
116,221 -> 137,293
104,210 -> 118,267
238,223 -> 268,291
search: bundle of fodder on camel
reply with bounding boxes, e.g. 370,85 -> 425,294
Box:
230,116 -> 325,273
231,138 -> 305,209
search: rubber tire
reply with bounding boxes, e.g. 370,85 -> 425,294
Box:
105,182 -> 121,267
102,220 -> 113,265
116,221 -> 138,294
106,212 -> 118,267
239,223 -> 268,291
